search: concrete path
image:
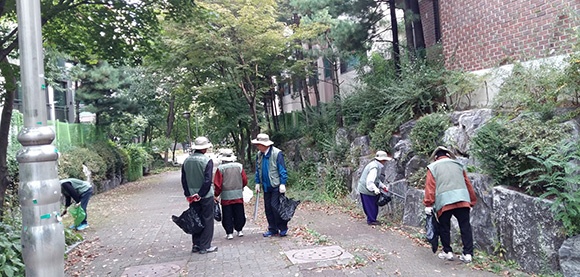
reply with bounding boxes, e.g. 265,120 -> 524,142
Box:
64,170 -> 505,277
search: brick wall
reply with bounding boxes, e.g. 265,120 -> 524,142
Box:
437,0 -> 579,71
419,0 -> 437,47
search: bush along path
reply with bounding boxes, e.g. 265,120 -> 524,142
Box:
64,170 -> 524,276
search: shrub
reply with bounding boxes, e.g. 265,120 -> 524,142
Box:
409,113 -> 451,157
471,115 -> 571,193
59,147 -> 107,182
125,144 -> 153,182
518,142 -> 580,236
92,141 -> 128,179
0,222 -> 24,277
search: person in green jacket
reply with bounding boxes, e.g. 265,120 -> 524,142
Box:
60,178 -> 93,230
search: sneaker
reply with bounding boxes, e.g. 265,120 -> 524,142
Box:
279,229 -> 288,237
460,254 -> 472,263
237,231 -> 244,237
199,246 -> 218,254
191,245 -> 200,253
263,230 -> 278,237
76,224 -> 89,231
438,251 -> 454,261
367,221 -> 381,226
69,224 -> 76,229
226,234 -> 234,240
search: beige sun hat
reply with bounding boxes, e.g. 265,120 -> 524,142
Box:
429,146 -> 456,160
220,149 -> 237,162
375,150 -> 393,161
251,133 -> 274,146
192,136 -> 213,150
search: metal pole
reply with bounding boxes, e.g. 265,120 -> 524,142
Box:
16,0 -> 64,276
186,118 -> 192,145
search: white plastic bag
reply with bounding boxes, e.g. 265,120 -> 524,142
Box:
243,186 -> 254,203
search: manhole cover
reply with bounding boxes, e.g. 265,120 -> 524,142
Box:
121,261 -> 185,277
284,245 -> 354,264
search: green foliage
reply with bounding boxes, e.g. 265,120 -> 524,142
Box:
471,116 -> 571,191
518,142 -> 580,236
92,141 -> 129,180
125,144 -> 153,182
0,222 -> 23,277
343,54 -> 448,139
407,167 -> 427,189
75,62 -> 139,126
288,161 -> 347,203
409,113 -> 450,157
369,114 -> 397,152
59,147 -> 107,182
492,62 -> 568,115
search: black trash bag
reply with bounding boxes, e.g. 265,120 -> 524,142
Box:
214,202 -> 222,222
425,211 -> 440,253
278,194 -> 300,221
172,207 -> 204,235
376,190 -> 392,207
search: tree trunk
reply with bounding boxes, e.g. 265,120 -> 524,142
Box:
389,0 -> 402,76
0,58 -> 17,217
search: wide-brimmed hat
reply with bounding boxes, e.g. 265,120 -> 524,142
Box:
375,151 -> 393,161
192,136 -> 212,150
220,149 -> 237,162
429,146 -> 456,160
251,133 -> 274,146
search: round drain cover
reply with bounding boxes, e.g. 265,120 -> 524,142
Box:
292,247 -> 344,261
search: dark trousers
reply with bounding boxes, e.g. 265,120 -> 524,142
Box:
263,190 -> 288,233
360,193 -> 379,224
80,187 -> 93,225
190,197 -> 215,250
221,203 -> 246,234
438,207 -> 474,255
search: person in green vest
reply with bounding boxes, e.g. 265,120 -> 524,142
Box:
252,133 -> 289,237
357,151 -> 393,225
182,136 -> 218,254
60,178 -> 93,231
423,146 -> 477,263
214,149 -> 248,240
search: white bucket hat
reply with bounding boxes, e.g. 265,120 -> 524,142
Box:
192,136 -> 212,150
220,149 -> 237,162
251,133 -> 274,146
375,150 -> 393,161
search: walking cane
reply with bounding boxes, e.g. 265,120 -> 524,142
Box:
253,190 -> 259,221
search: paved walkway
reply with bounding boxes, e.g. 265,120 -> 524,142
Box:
64,170 -> 504,277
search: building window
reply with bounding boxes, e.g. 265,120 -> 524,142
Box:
340,56 -> 359,74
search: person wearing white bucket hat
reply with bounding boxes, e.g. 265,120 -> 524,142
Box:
356,150 -> 393,225
181,136 -> 217,254
252,133 -> 290,237
214,149 -> 248,239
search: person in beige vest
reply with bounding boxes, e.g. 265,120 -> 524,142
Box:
423,146 -> 477,263
214,150 -> 248,240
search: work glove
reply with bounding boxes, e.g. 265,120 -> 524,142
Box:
373,187 -> 380,195
255,184 -> 261,193
279,184 -> 286,193
424,207 -> 434,215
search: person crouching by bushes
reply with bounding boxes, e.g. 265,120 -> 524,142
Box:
214,149 -> 248,240
60,178 -> 93,231
357,151 -> 392,225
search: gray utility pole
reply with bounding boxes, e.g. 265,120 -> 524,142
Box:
16,0 -> 64,276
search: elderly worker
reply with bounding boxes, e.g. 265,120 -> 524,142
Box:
357,151 -> 393,225
252,133 -> 290,237
182,136 -> 218,254
214,149 -> 248,240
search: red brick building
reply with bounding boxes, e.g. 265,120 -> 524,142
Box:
419,0 -> 580,71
